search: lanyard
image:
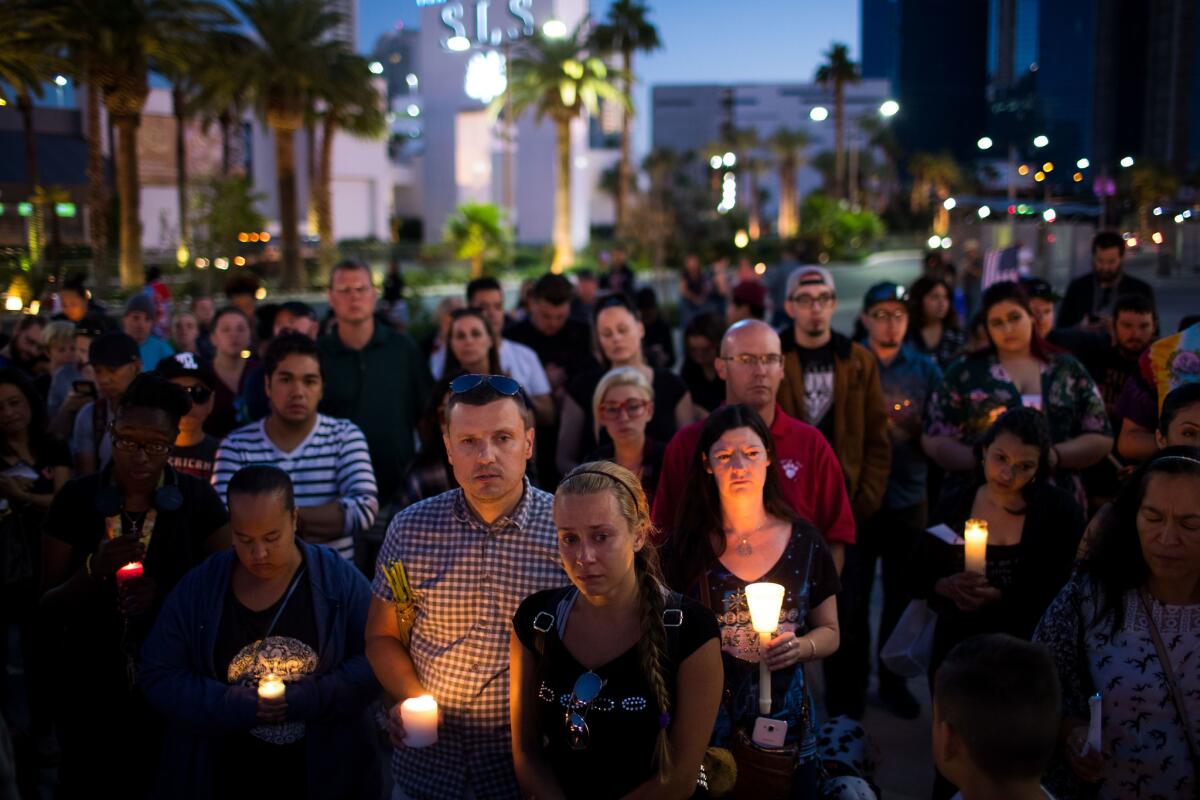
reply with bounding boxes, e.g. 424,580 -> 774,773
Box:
252,564 -> 308,677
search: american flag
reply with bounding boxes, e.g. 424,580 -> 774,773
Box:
981,244 -> 1029,288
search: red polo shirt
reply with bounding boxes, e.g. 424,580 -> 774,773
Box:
651,404 -> 856,546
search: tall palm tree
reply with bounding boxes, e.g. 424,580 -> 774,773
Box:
0,1 -> 68,270
768,128 -> 811,239
235,0 -> 345,289
503,23 -> 628,272
909,152 -> 962,234
311,51 -> 386,281
590,0 -> 660,239
189,30 -> 254,178
814,42 -> 860,200
444,203 -> 512,278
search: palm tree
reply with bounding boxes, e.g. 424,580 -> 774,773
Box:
311,51 -> 387,281
768,128 -> 811,239
1125,163 -> 1179,240
909,152 -> 962,234
0,1 -> 68,270
444,203 -> 512,278
814,42 -> 860,200
188,30 -> 254,178
857,112 -> 901,213
503,23 -> 628,272
590,0 -> 661,238
235,0 -> 346,289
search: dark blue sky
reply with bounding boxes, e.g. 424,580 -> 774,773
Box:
358,1 -> 861,153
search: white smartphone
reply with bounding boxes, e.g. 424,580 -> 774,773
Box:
751,716 -> 788,748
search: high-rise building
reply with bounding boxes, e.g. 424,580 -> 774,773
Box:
860,0 -> 899,86
327,0 -> 356,49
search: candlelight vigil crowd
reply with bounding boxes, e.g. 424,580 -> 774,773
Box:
0,237 -> 1198,800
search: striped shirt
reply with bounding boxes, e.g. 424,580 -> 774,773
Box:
371,479 -> 566,799
213,414 -> 378,560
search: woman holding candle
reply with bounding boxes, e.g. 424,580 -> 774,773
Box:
667,405 -> 841,799
1033,447 -> 1200,799
140,465 -> 379,799
585,367 -> 666,502
557,295 -> 693,476
40,373 -> 230,796
922,280 -> 1113,501
204,306 -> 257,439
510,461 -> 723,799
913,407 -> 1084,799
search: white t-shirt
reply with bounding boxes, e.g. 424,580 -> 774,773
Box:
429,338 -> 551,396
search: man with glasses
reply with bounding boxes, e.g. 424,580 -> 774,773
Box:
156,353 -> 221,483
842,282 -> 943,720
780,267 -> 890,720
366,374 -> 565,799
216,333 -> 378,562
319,260 -> 430,539
652,320 -> 856,570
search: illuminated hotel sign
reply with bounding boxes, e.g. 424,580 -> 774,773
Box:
417,0 -> 536,50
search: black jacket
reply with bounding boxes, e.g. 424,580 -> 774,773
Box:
1057,271 -> 1155,328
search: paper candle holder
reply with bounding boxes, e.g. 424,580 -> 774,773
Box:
744,582 -> 785,634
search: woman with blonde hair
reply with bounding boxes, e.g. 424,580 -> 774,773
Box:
511,462 -> 723,799
586,367 -> 666,501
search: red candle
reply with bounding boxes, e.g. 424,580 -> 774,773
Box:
116,561 -> 144,587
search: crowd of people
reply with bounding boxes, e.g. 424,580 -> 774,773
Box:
0,235 -> 1196,800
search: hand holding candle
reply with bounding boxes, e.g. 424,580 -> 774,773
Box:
744,582 -> 785,715
964,519 -> 988,576
399,694 -> 439,748
115,561 -> 144,587
258,673 -> 285,700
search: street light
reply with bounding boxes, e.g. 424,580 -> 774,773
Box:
709,155 -> 722,170
978,206 -> 991,219
809,106 -> 829,122
1043,208 -> 1056,223
1033,135 -> 1049,148
542,19 -> 567,38
977,136 -> 994,150
446,35 -> 471,51
879,99 -> 899,118
1076,158 -> 1090,169
943,197 -> 957,210
722,152 -> 736,167
368,61 -> 384,75
1120,155 -> 1135,168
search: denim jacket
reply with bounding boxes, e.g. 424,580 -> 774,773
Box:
140,540 -> 380,798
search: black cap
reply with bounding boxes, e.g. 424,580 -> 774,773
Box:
89,331 -> 141,368
1020,276 -> 1061,302
863,281 -> 908,311
155,352 -> 216,389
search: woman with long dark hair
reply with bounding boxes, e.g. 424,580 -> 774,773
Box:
923,281 -> 1113,500
667,405 -> 840,799
442,308 -> 503,378
1035,447 -> 1200,798
913,407 -> 1083,797
511,462 -> 722,798
907,276 -> 967,369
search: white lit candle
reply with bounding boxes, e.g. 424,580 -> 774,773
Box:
257,673 -> 285,700
400,694 -> 439,748
964,519 -> 988,576
744,582 -> 785,715
115,561 -> 144,587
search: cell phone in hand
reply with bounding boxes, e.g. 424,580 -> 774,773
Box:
72,380 -> 96,397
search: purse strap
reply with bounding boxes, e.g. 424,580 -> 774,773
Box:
1137,589 -> 1200,773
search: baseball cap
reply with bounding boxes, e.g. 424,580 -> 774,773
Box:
89,331 -> 141,368
1019,276 -> 1061,303
863,282 -> 908,311
155,352 -> 217,389
123,293 -> 156,318
787,265 -> 836,297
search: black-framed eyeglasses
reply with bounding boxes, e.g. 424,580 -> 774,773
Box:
565,671 -> 604,750
110,435 -> 173,457
450,373 -> 521,397
788,292 -> 836,308
183,384 -> 213,405
868,309 -> 908,323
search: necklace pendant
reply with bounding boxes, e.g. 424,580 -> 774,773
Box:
735,538 -> 753,557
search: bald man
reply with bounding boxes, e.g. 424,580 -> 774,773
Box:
652,320 -> 855,570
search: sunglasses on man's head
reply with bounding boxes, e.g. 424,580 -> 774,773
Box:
450,374 -> 522,397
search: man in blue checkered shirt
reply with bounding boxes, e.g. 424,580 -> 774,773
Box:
367,376 -> 566,799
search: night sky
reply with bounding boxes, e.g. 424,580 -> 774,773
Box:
358,0 -> 861,156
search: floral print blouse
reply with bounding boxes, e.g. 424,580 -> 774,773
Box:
1033,574 -> 1200,799
925,351 -> 1112,446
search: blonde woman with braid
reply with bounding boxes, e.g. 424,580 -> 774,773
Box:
511,462 -> 724,799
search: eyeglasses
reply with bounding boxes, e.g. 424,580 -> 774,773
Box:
868,309 -> 908,322
788,292 -> 836,309
183,384 -> 213,405
111,435 -> 172,458
450,373 -> 521,396
598,399 -> 649,421
720,353 -> 784,367
565,671 -> 605,750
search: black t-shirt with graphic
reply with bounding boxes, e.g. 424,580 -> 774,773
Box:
168,435 -> 221,484
212,557 -> 319,799
514,587 -> 718,799
796,341 -> 836,441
